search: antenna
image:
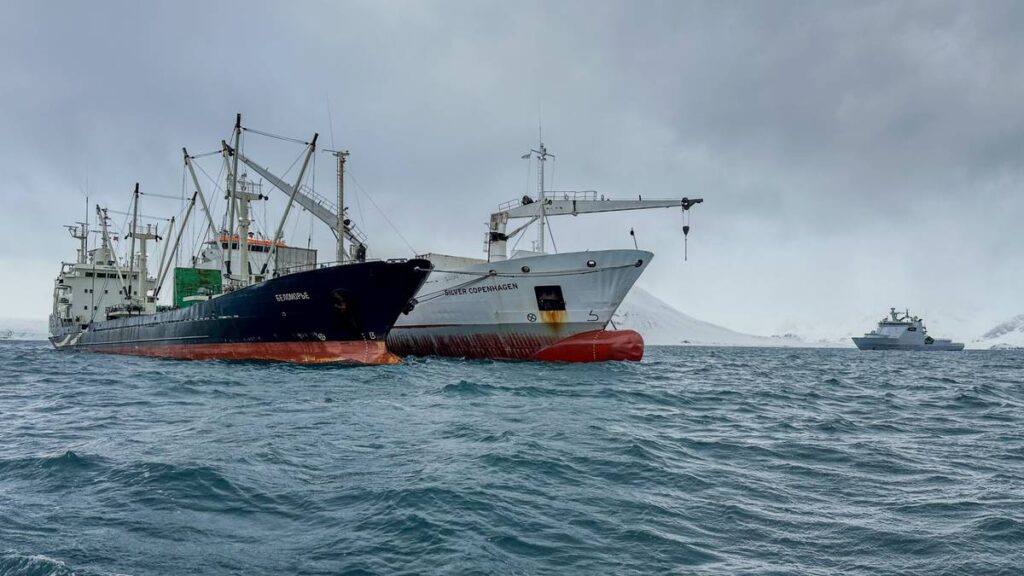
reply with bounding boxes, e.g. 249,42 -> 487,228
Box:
326,96 -> 337,150
538,109 -> 542,148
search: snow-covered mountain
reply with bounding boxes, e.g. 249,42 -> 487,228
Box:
613,287 -> 808,347
973,314 -> 1024,349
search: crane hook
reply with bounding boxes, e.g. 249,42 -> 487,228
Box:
681,210 -> 691,261
679,197 -> 703,261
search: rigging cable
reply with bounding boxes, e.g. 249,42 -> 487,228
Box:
105,209 -> 172,221
347,169 -> 418,256
327,97 -> 337,150
278,146 -> 307,182
241,126 -> 310,145
139,191 -> 186,201
188,159 -> 226,263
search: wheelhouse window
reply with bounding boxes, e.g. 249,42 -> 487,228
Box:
534,285 -> 566,311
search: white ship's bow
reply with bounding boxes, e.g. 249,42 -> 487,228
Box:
389,249 -> 652,360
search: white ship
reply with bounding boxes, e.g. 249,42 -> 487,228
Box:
386,142 -> 703,362
852,308 -> 964,351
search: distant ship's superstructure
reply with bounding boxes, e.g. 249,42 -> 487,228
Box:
852,308 -> 964,351
49,115 -> 431,364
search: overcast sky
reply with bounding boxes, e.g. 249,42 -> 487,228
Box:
1,0 -> 1021,339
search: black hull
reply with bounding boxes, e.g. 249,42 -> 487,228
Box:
49,259 -> 432,364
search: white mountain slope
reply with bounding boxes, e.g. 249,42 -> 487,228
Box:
973,314 -> 1024,349
612,287 -> 798,347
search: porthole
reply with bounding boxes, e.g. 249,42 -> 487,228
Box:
586,259 -> 597,268
521,265 -> 531,273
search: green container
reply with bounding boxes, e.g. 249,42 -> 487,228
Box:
173,267 -> 222,308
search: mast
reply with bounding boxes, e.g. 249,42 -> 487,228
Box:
133,223 -> 159,312
230,114 -> 248,285
330,149 -> 349,263
223,125 -> 237,280
126,183 -> 139,303
522,142 -> 554,253
84,193 -> 89,259
126,185 -> 160,313
65,223 -> 88,264
93,204 -> 129,304
95,205 -> 115,265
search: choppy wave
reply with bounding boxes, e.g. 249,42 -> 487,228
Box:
1,341 -> 1022,574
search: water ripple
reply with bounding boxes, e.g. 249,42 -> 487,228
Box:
0,342 -> 1022,574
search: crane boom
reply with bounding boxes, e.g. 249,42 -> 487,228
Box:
502,198 -> 694,219
234,148 -> 368,256
487,194 -> 703,261
235,150 -> 335,235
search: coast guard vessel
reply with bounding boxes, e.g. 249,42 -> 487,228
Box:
385,141 -> 703,362
852,308 -> 964,351
49,116 -> 431,364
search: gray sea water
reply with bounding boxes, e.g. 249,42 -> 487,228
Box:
1,341 -> 1022,575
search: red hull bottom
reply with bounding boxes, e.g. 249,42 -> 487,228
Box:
83,340 -> 401,365
388,327 -> 645,362
531,329 -> 644,362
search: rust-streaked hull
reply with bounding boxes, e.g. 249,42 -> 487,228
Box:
81,340 -> 401,364
388,323 -> 645,362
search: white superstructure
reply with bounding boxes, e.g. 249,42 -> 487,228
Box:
852,308 -> 964,351
50,202 -> 158,339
